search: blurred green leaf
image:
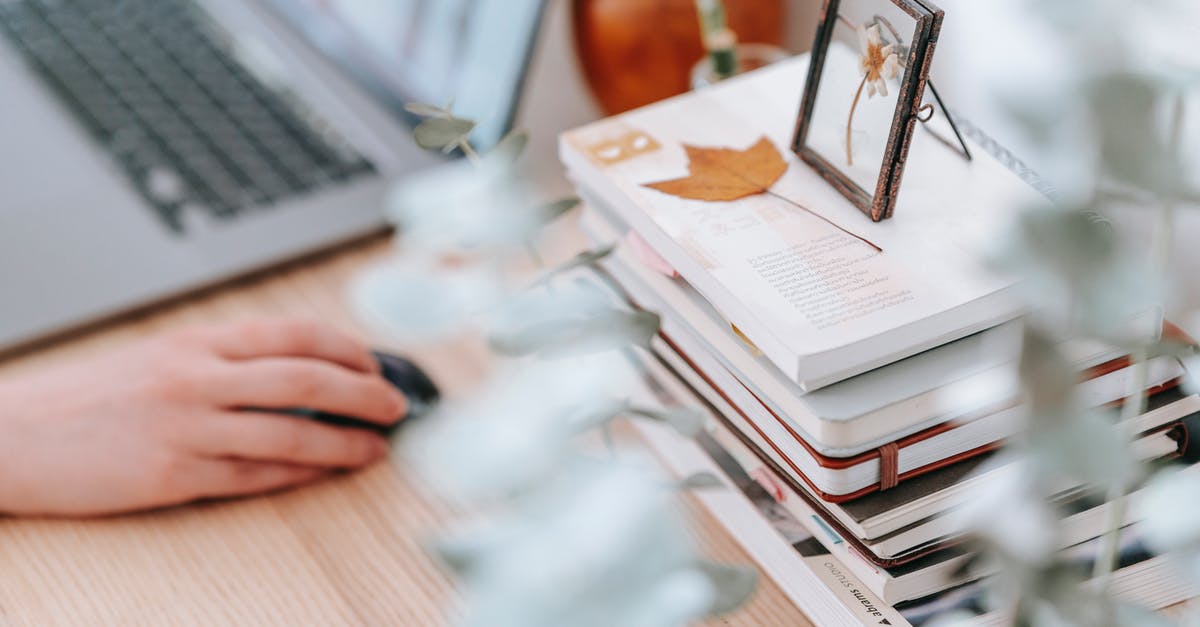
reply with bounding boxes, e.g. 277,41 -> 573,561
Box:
992,206 -> 1163,341
353,262 -> 503,341
695,560 -> 757,616
1019,328 -> 1078,414
952,457 -> 1061,567
1002,208 -> 1116,281
1027,409 -> 1141,494
676,471 -> 725,491
1019,566 -> 1118,627
1145,336 -> 1197,361
404,102 -> 450,118
566,397 -> 631,432
491,130 -> 530,161
489,308 -> 661,358
628,405 -> 706,438
1089,74 -> 1173,193
536,196 -> 582,224
533,245 -> 615,286
414,117 -> 476,151
1140,466 -> 1200,553
428,537 -> 481,576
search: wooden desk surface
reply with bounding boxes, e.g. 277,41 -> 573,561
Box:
0,234 -> 811,626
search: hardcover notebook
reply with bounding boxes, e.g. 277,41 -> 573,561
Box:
652,325 -> 1190,515
559,56 -> 1048,391
655,325 -> 1188,502
643,347 -> 1195,566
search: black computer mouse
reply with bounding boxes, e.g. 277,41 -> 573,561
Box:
283,351 -> 440,436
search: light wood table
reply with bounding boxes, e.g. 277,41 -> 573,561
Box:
0,233 -> 811,626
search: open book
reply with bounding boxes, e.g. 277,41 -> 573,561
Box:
580,204 -> 1184,458
560,56 -> 1048,390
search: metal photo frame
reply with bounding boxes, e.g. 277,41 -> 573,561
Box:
792,0 -> 944,222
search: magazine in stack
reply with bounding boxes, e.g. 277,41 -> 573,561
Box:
558,55 -> 1200,625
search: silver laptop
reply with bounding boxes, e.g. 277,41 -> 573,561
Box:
0,0 -> 546,351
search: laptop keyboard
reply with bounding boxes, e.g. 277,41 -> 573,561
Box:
0,0 -> 376,233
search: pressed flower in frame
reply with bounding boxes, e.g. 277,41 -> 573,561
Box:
858,24 -> 901,97
845,23 -> 901,166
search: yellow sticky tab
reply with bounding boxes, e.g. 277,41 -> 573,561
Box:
730,323 -> 762,356
584,129 -> 661,166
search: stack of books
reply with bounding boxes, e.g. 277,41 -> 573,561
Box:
558,56 -> 1200,625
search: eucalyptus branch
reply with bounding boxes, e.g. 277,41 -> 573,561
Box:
1093,347 -> 1148,584
1092,74 -> 1188,592
384,96 -> 758,624
523,241 -> 545,267
1154,93 -> 1186,271
406,101 -> 482,164
530,245 -> 615,287
458,139 -> 482,166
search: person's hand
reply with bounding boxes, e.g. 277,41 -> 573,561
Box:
0,318 -> 407,516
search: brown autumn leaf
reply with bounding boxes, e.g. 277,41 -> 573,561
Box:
640,135 -> 884,253
643,136 -> 787,201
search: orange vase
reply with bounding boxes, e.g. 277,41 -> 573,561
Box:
572,0 -> 786,114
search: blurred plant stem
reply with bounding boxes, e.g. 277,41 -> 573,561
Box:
1094,347 -> 1147,584
694,0 -> 737,80
459,140 -> 482,166
1153,93 -> 1186,271
1093,91 -> 1188,589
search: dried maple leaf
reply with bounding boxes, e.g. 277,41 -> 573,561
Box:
642,136 -> 883,253
643,136 -> 787,201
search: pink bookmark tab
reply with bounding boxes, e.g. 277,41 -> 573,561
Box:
749,467 -> 786,503
626,231 -> 679,278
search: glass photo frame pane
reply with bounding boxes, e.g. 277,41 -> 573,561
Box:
811,1 -> 919,191
792,0 -> 941,221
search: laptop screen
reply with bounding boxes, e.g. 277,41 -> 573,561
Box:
265,0 -> 546,151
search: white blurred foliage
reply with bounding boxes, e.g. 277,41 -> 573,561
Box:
453,461 -> 717,627
932,360 -> 1019,420
353,259 -> 505,341
946,0 -> 1199,621
407,361 -> 622,501
950,457 -> 1060,565
488,277 -> 614,336
1141,467 -> 1200,583
487,277 -> 660,359
1034,0 -> 1200,77
385,155 -> 540,255
1026,409 -> 1142,495
988,210 -> 1164,343
949,0 -> 1089,201
1183,311 -> 1200,395
950,0 -> 1198,204
923,610 -> 984,627
358,100 -> 755,625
